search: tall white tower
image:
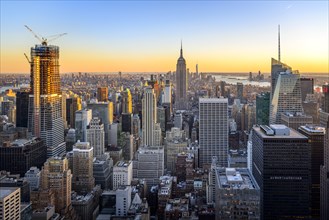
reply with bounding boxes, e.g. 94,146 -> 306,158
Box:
199,98 -> 228,167
86,117 -> 105,157
142,87 -> 159,146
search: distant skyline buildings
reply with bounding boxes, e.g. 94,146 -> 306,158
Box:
1,1 -> 328,73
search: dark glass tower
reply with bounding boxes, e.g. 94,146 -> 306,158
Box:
252,125 -> 311,219
299,125 -> 325,219
256,92 -> 270,125
16,89 -> 30,128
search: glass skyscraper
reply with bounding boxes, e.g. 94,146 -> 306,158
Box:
270,70 -> 304,124
256,92 -> 270,125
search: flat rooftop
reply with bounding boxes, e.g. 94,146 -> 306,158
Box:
0,187 -> 19,200
216,168 -> 259,190
254,125 -> 308,139
199,98 -> 228,103
115,160 -> 131,167
299,125 -> 326,134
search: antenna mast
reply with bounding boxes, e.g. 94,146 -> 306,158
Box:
278,25 -> 281,62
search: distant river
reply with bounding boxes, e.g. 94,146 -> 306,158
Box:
0,84 -> 29,93
213,75 -> 271,87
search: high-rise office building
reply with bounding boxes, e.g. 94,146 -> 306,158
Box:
237,82 -> 243,101
1,100 -> 13,116
72,141 -> 95,195
16,89 -> 30,128
133,146 -> 164,187
298,125 -> 325,219
66,95 -> 82,128
199,98 -> 228,167
0,187 -> 21,220
270,70 -> 304,124
87,101 -> 113,146
65,128 -> 76,152
256,92 -> 270,125
75,109 -> 92,142
252,125 -> 311,219
270,58 -> 292,97
215,168 -> 260,219
162,80 -> 172,104
121,88 -> 132,114
300,78 -> 314,102
25,167 -> 41,190
320,84 -> 329,220
97,87 -> 108,102
116,185 -> 132,216
38,157 -> 73,214
113,160 -> 133,190
86,117 -> 105,157
281,112 -> 313,130
0,137 -> 46,176
322,84 -> 329,113
121,113 -> 133,134
320,131 -> 329,220
175,43 -> 188,110
142,87 -> 160,146
27,44 -> 65,158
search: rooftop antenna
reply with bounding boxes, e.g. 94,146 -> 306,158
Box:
278,25 -> 281,62
180,39 -> 183,57
24,25 -> 67,46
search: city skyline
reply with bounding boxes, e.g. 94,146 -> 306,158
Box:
1,1 -> 328,74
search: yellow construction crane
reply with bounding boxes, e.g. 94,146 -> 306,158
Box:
24,25 -> 67,46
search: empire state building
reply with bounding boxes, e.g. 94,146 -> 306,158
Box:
175,43 -> 188,110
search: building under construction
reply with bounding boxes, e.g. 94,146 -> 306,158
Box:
27,44 -> 65,158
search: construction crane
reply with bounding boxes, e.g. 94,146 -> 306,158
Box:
24,25 -> 67,46
24,53 -> 30,64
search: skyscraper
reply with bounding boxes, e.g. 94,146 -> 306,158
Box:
75,109 -> 92,142
320,84 -> 329,220
86,117 -> 105,157
252,125 -> 311,219
320,131 -> 329,220
300,78 -> 314,102
270,58 -> 292,97
298,125 -> 326,219
72,141 -> 95,195
236,82 -> 243,101
0,137 -> 46,176
142,87 -> 160,146
0,187 -> 21,220
39,156 -> 73,214
175,43 -> 188,110
27,44 -> 65,158
256,92 -> 270,125
199,98 -> 228,167
270,70 -> 304,124
322,84 -> 329,113
87,101 -> 113,146
97,87 -> 108,102
66,95 -> 82,128
16,89 -> 30,128
121,88 -> 132,114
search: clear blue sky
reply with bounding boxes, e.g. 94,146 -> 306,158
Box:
1,1 -> 328,73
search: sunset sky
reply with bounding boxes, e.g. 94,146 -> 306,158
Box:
0,1 -> 328,74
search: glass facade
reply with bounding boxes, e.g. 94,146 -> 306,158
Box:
270,71 -> 304,124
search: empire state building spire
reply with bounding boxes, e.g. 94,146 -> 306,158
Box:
180,40 -> 183,57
